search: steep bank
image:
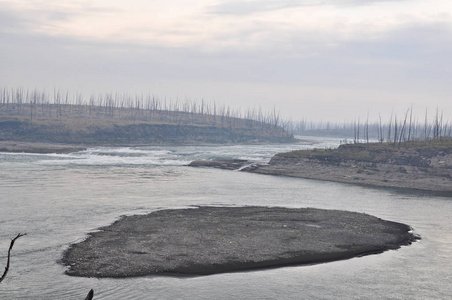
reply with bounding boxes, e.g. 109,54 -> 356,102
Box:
0,103 -> 294,147
0,119 -> 294,147
61,206 -> 417,277
190,141 -> 452,194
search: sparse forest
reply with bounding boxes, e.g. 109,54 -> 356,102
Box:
0,87 -> 289,128
292,107 -> 452,144
0,87 -> 294,145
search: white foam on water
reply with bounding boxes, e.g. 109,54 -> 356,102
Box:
4,136 -> 344,168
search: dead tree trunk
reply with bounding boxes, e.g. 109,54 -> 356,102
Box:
85,289 -> 94,300
0,233 -> 26,283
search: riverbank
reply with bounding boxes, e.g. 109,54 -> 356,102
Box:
0,138 -> 314,155
189,141 -> 452,195
61,206 -> 417,278
0,141 -> 87,154
0,107 -> 295,146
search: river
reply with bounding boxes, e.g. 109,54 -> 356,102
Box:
0,136 -> 451,299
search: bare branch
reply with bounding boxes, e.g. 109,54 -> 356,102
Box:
0,233 -> 26,283
85,289 -> 94,300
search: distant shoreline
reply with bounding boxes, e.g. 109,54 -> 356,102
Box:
0,141 -> 87,154
0,111 -> 295,146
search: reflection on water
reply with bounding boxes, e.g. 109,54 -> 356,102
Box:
0,137 -> 451,299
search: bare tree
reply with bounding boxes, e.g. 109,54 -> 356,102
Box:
398,109 -> 409,148
378,114 -> 384,142
365,113 -> 369,143
407,106 -> 413,142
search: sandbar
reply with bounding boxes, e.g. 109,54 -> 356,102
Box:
62,206 -> 417,278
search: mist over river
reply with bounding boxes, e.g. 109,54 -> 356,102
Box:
1,137 -> 451,299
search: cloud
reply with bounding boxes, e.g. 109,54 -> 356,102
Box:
2,18 -> 450,94
0,6 -> 33,33
0,1 -> 124,38
1,0 -> 443,53
1,0 -> 452,121
207,0 -> 409,16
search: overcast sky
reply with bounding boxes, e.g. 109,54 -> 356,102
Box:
1,0 -> 452,122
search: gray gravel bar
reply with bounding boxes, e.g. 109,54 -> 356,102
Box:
61,206 -> 418,278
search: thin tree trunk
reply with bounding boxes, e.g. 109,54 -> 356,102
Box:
0,233 -> 26,283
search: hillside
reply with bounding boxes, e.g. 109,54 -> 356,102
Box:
0,103 -> 294,146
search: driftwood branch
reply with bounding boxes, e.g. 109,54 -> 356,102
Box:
85,289 -> 94,300
0,233 -> 26,283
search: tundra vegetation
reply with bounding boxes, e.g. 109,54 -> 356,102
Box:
0,87 -> 294,145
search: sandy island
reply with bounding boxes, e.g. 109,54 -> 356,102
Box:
61,206 -> 417,278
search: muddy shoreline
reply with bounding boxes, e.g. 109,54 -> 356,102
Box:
62,206 -> 417,278
247,161 -> 452,195
189,157 -> 452,195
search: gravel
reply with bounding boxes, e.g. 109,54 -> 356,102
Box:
61,206 -> 418,278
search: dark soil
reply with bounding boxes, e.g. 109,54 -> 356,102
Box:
61,206 -> 418,278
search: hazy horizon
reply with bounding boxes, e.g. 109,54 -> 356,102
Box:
1,0 -> 452,123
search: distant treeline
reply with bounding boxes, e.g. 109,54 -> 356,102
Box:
0,87 -> 295,145
292,108 -> 452,144
0,87 -> 291,133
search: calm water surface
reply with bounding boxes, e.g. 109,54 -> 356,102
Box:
0,137 -> 451,299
